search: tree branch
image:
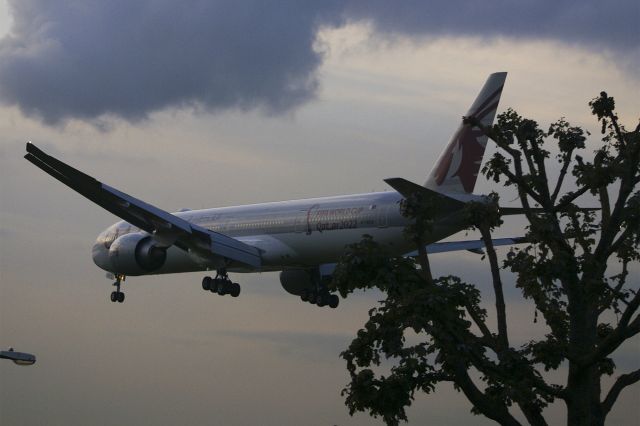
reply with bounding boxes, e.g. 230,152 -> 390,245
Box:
594,132 -> 640,261
501,163 -> 546,207
551,150 -> 574,204
554,186 -> 591,212
607,224 -> 636,257
582,290 -> 640,365
612,260 -> 629,297
526,134 -> 553,206
452,363 -> 523,426
594,180 -> 634,261
465,303 -> 495,348
608,110 -> 627,150
441,323 -> 566,403
602,369 -> 640,416
479,224 -> 509,351
517,400 -> 549,426
464,116 -> 544,208
599,260 -> 631,315
615,286 -> 640,331
598,186 -> 611,228
568,211 -> 592,255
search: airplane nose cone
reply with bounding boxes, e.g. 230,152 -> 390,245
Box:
92,240 -> 112,272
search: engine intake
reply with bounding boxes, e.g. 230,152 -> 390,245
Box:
109,233 -> 167,275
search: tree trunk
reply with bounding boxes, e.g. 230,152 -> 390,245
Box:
566,288 -> 603,426
566,362 -> 604,425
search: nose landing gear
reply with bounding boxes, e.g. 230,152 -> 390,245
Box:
202,269 -> 240,298
110,274 -> 126,303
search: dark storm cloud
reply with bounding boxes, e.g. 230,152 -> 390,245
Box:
0,0 -> 636,125
345,0 -> 639,51
0,0 -> 344,124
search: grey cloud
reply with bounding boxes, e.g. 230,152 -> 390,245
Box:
0,0 -> 637,126
0,0 -> 344,125
345,0 -> 639,52
347,0 -> 640,80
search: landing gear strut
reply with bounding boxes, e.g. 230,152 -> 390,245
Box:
202,269 -> 240,298
110,274 -> 126,303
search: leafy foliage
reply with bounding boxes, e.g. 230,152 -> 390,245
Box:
331,93 -> 639,425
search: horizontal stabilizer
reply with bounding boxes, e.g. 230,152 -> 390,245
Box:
25,142 -> 262,268
384,177 -> 465,211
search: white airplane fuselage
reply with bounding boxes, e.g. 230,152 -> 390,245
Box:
92,190 -> 470,276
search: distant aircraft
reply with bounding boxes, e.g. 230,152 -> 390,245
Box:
25,72 -> 522,308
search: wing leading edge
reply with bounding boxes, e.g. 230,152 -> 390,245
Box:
24,143 -> 262,268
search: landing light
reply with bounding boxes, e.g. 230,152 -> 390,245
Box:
0,348 -> 36,366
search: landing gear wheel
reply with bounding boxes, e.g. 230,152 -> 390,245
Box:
110,291 -> 118,302
307,292 -> 317,305
202,276 -> 212,291
328,294 -> 339,309
316,293 -> 328,307
217,280 -> 228,296
117,292 -> 125,303
230,283 -> 241,297
300,289 -> 309,302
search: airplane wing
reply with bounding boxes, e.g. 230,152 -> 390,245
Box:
24,142 -> 261,267
313,237 -> 527,279
405,237 -> 527,256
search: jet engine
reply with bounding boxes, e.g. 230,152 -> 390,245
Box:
108,233 -> 167,275
279,269 -> 313,296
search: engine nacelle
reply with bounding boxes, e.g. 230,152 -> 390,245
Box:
279,269 -> 313,296
109,233 -> 167,275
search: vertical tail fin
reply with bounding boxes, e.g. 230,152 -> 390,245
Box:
424,72 -> 507,194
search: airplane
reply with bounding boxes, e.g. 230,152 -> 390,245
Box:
25,72 -> 522,309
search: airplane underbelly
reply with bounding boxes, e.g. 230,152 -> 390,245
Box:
154,246 -> 207,274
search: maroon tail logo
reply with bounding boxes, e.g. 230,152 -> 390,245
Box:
433,86 -> 502,193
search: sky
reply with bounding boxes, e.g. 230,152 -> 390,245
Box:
0,1 -> 639,425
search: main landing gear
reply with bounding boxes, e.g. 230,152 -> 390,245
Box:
300,271 -> 339,309
201,270 -> 240,298
110,274 -> 126,303
301,289 -> 339,309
